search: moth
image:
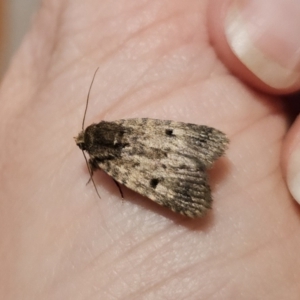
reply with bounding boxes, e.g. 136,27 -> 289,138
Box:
75,71 -> 229,218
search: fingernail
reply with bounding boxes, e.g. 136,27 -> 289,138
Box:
287,150 -> 300,205
225,0 -> 300,89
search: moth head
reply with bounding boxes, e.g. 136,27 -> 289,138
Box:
74,131 -> 86,150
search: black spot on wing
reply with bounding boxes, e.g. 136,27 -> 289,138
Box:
165,129 -> 175,136
150,178 -> 160,189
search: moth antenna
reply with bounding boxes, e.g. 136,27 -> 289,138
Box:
82,67 -> 100,131
82,150 -> 101,199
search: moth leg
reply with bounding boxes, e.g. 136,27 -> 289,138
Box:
113,179 -> 124,199
86,158 -> 100,185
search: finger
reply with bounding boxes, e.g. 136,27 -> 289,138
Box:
283,111 -> 300,205
208,0 -> 300,94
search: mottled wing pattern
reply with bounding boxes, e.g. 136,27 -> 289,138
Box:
97,119 -> 228,217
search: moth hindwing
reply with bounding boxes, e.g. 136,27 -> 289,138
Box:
75,118 -> 229,218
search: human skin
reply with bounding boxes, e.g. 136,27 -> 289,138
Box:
0,0 -> 300,299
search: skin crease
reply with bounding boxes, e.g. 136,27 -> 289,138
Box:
0,0 -> 300,299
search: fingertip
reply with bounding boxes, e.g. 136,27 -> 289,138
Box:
208,0 -> 300,95
283,115 -> 300,205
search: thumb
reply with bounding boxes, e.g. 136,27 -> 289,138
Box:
208,0 -> 300,94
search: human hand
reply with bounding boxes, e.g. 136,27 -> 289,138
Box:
0,0 -> 299,299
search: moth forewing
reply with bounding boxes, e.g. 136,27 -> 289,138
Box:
76,118 -> 229,218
